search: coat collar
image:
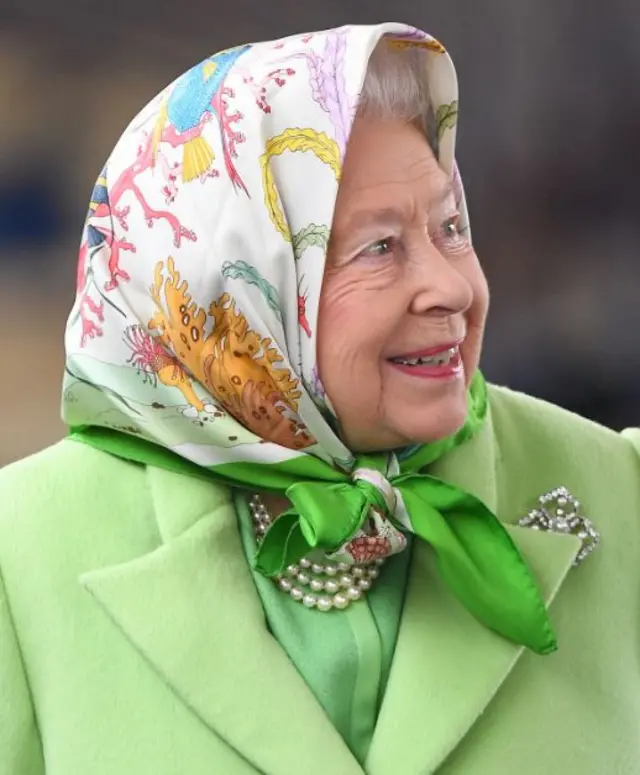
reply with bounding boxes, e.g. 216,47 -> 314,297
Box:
80,467 -> 362,775
80,401 -> 580,775
365,401 -> 581,775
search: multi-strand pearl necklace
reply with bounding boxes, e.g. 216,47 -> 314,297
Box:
249,494 -> 385,611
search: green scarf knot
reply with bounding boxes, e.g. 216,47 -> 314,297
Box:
254,475 -> 393,575
254,464 -> 557,655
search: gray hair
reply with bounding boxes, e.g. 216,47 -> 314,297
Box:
357,40 -> 438,154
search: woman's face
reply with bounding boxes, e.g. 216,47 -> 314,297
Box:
318,117 -> 489,452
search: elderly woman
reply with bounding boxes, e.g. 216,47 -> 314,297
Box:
1,21 -> 639,775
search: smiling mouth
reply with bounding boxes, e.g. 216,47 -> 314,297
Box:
386,342 -> 464,379
389,339 -> 463,366
390,345 -> 460,367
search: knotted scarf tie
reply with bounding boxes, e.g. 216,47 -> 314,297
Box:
254,457 -> 556,654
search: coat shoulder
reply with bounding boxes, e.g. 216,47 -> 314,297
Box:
0,440 -> 164,598
0,439 -> 151,542
487,383 -> 640,500
0,440 -> 234,570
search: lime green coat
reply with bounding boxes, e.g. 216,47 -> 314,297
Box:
2,384 -> 640,774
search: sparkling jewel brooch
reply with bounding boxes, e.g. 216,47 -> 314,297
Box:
518,487 -> 599,566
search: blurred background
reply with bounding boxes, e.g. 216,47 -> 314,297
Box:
0,0 -> 638,466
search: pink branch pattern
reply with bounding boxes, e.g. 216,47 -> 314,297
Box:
76,243 -> 104,347
242,68 -> 297,114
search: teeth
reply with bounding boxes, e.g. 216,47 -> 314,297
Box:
393,347 -> 457,366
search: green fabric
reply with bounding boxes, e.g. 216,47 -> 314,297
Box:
71,371 -> 556,655
235,491 -> 411,765
2,384 -> 640,774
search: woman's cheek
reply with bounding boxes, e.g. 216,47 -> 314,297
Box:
321,297 -> 370,358
320,260 -> 401,347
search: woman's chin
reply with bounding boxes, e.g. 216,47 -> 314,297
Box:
392,400 -> 469,446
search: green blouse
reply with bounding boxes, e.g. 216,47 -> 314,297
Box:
234,491 -> 412,765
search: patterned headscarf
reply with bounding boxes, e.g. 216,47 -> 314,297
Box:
63,23 -> 555,654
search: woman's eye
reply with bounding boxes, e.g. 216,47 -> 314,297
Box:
361,238 -> 394,258
436,214 -> 469,252
442,216 -> 461,239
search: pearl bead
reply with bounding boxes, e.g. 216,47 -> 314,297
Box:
324,579 -> 339,595
249,493 -> 387,612
333,593 -> 349,610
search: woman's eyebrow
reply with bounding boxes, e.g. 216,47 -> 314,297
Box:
343,207 -> 406,233
343,181 -> 455,233
430,179 -> 455,207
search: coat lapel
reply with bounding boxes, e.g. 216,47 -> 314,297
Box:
366,406 -> 582,775
80,466 -> 361,775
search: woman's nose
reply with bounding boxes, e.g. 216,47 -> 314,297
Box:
408,242 -> 474,316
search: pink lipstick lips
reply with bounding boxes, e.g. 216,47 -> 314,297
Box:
388,341 -> 464,379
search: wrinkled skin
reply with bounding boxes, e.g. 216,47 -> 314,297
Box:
317,117 -> 489,452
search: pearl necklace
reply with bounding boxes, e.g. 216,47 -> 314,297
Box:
249,494 -> 385,611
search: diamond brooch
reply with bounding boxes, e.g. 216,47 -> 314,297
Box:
518,487 -> 600,567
